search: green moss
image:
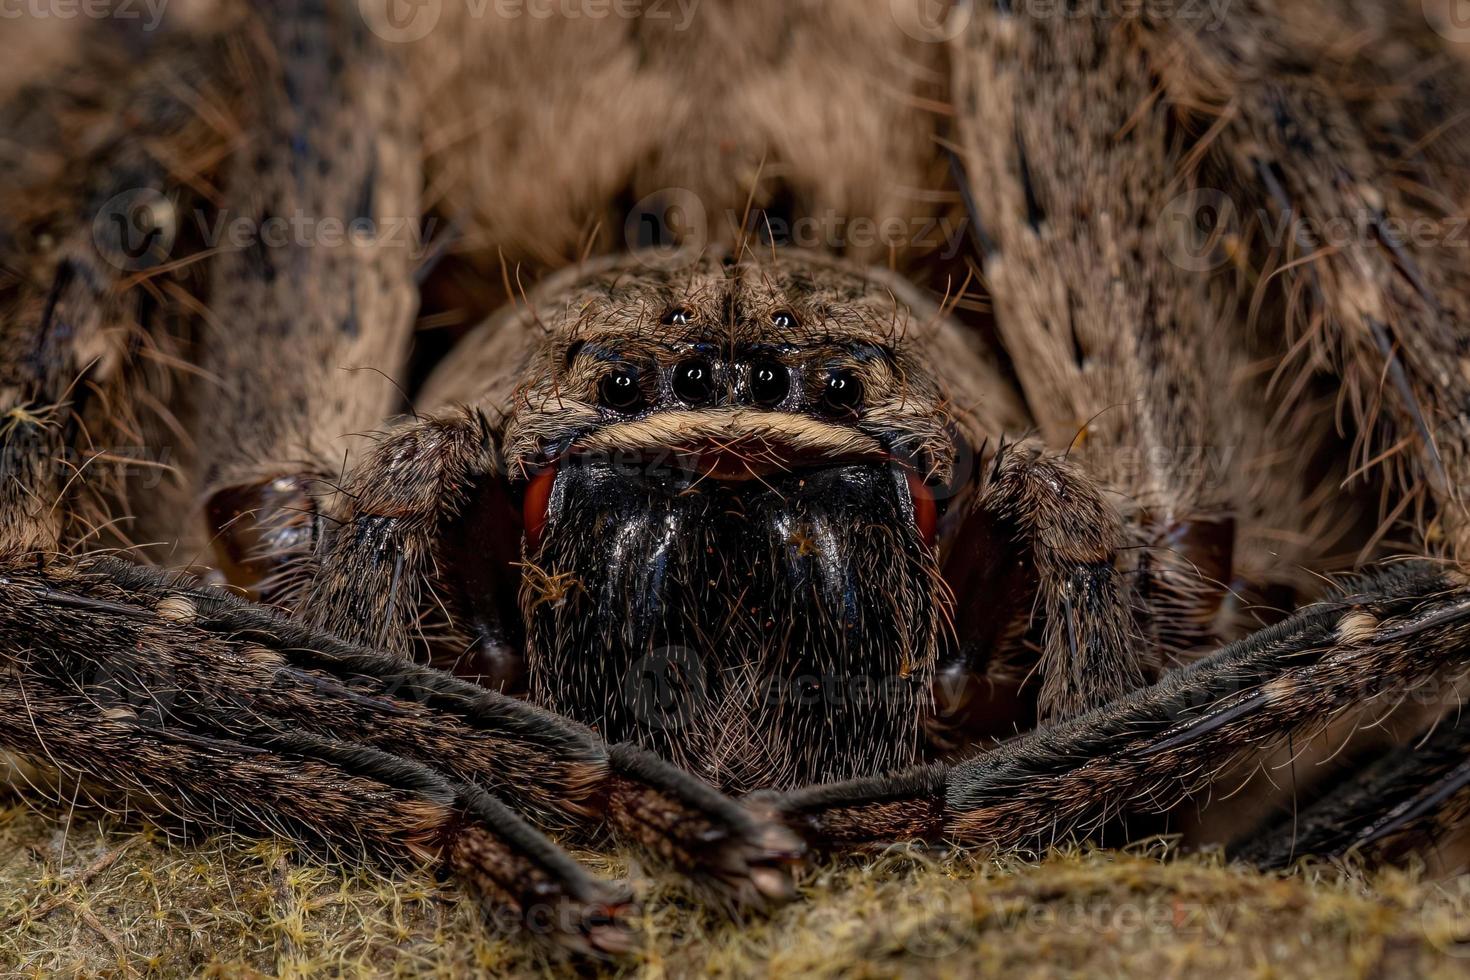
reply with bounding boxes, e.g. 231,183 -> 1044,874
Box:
1,802 -> 1468,977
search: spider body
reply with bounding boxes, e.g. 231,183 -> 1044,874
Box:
5,0 -> 1470,957
434,253 -> 982,795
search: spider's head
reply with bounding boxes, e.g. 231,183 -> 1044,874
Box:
447,252 -> 979,792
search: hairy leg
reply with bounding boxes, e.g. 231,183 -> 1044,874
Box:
945,1 -> 1341,665
199,2 -> 420,599
765,563 -> 1470,853
927,1 -> 1470,846
0,566 -> 643,955
0,23 -> 236,559
1235,718 -> 1470,871
930,4 -> 1350,772
294,407 -> 499,656
1152,0 -> 1470,558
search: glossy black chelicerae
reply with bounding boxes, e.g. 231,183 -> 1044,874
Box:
529,455 -> 938,792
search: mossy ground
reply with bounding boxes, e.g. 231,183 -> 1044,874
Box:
3,799 -> 1470,978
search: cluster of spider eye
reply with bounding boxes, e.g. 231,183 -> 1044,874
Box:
592,309 -> 864,419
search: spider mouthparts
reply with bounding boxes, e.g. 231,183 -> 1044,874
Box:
673,445 -> 791,481
907,471 -> 937,547
519,456 -> 940,793
522,464 -> 557,552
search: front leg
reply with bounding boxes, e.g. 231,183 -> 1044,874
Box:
7,557 -> 801,902
1235,717 -> 1470,870
0,564 -> 639,955
0,558 -> 801,951
767,563 -> 1470,855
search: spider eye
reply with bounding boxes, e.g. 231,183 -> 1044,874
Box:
820,369 -> 863,414
772,309 -> 797,330
598,369 -> 644,411
750,361 -> 790,406
672,358 -> 714,404
663,307 -> 693,326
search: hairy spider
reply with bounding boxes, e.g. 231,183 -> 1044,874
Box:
5,0 -> 1470,958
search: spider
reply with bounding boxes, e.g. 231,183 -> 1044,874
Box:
5,0 -> 1470,959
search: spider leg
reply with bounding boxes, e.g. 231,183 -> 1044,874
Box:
0,642 -> 636,957
1235,715 -> 1470,871
1148,1 -> 1470,558
943,4 -> 1338,681
955,0 -> 1470,570
198,3 -> 419,601
2,557 -> 801,904
0,24 -> 233,558
293,407 -> 504,659
933,3 -> 1470,850
764,563 -> 1470,855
